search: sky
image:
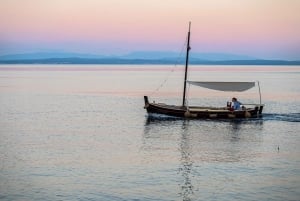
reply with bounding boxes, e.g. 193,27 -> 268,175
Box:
0,0 -> 300,60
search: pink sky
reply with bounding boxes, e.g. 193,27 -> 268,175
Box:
0,0 -> 300,59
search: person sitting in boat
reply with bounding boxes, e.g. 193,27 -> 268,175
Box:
231,97 -> 242,110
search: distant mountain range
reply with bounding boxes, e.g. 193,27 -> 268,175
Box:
122,51 -> 257,61
0,52 -> 106,60
0,51 -> 299,65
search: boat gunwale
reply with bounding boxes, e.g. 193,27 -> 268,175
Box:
149,102 -> 260,113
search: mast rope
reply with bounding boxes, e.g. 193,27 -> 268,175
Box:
150,37 -> 188,96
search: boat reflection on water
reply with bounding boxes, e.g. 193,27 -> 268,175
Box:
179,121 -> 194,201
143,116 -> 264,200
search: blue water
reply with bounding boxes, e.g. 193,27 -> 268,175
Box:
0,65 -> 299,201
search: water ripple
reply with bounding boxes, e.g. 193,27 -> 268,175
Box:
263,113 -> 300,122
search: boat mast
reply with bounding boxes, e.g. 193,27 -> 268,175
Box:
182,22 -> 191,107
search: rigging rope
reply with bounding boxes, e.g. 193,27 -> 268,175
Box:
150,36 -> 188,96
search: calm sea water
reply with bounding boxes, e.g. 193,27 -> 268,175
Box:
0,65 -> 299,201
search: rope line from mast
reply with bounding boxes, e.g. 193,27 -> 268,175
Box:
150,37 -> 188,96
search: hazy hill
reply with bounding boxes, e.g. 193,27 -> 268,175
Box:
0,51 -> 257,61
123,51 -> 257,61
0,51 -> 299,65
0,52 -> 106,60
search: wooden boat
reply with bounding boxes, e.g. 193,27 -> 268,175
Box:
144,22 -> 264,119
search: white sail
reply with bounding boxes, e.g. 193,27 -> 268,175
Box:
187,81 -> 255,92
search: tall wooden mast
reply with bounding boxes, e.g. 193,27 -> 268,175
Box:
182,22 -> 191,107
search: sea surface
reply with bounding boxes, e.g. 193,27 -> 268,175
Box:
0,65 -> 300,201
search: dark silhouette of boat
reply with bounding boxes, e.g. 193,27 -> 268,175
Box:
144,22 -> 264,119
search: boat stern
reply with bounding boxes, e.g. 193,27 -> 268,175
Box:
253,104 -> 264,117
258,104 -> 264,114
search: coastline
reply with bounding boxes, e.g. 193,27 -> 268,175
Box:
1,58 -> 300,65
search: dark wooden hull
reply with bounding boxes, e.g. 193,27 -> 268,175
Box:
144,96 -> 263,119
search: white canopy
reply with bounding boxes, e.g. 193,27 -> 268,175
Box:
187,81 -> 255,92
